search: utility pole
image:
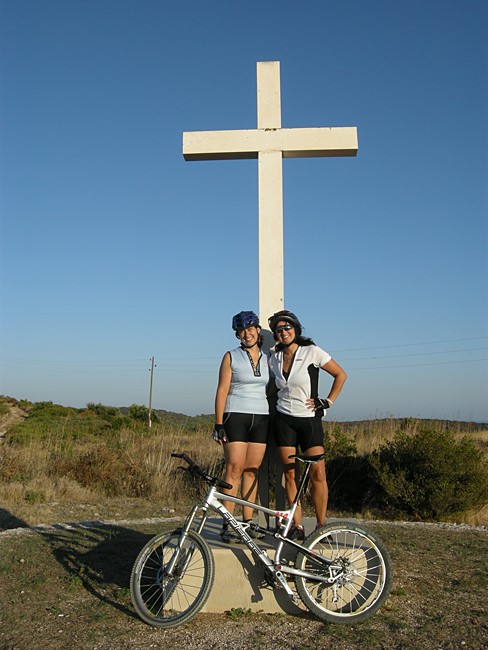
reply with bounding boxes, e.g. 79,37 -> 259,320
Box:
148,356 -> 155,428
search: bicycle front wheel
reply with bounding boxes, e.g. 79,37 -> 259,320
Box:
294,522 -> 392,624
130,528 -> 215,628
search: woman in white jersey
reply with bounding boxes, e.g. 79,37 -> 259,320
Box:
268,310 -> 347,540
214,311 -> 270,543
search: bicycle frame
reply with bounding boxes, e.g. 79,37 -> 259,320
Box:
175,458 -> 339,600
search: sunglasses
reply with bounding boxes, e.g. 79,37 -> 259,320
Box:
275,324 -> 294,333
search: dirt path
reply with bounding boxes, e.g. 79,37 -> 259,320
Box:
0,401 -> 29,437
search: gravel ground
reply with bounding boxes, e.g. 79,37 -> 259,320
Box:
1,515 -> 487,650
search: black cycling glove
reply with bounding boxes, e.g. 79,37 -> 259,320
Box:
313,397 -> 333,410
212,425 -> 227,443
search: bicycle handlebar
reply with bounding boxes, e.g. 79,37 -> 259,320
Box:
170,452 -> 233,490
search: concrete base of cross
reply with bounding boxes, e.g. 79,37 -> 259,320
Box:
199,517 -> 317,614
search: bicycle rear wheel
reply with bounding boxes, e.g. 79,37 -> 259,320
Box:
294,522 -> 392,624
130,528 -> 215,628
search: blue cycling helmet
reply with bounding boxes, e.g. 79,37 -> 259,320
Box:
232,311 -> 260,333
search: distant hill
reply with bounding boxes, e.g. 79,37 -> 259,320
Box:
119,406 -> 213,429
322,417 -> 488,433
1,395 -> 486,438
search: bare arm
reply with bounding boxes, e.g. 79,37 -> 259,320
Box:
214,352 -> 232,425
321,358 -> 347,404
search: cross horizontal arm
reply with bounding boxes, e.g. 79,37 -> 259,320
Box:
183,127 -> 358,161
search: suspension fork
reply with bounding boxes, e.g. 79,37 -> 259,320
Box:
183,502 -> 212,535
166,500 -> 212,575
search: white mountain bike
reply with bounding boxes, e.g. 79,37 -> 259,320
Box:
130,452 -> 392,628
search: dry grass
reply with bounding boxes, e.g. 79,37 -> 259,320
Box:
324,418 -> 488,455
1,399 -> 487,527
0,416 -> 223,526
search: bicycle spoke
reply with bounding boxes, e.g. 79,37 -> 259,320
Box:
294,523 -> 392,623
131,530 -> 215,628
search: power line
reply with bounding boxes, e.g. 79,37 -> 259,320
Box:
1,336 -> 487,374
334,336 -> 488,353
350,358 -> 488,370
342,347 -> 488,362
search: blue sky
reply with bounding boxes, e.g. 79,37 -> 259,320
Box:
1,0 -> 487,422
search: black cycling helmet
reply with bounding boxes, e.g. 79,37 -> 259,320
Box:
268,310 -> 302,336
232,310 -> 260,333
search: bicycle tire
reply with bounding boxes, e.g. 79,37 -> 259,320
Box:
130,528 -> 215,628
294,522 -> 392,624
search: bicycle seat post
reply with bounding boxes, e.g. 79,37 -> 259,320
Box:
294,457 -> 313,504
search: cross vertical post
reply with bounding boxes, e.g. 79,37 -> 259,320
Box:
256,62 -> 284,322
183,60 -> 358,328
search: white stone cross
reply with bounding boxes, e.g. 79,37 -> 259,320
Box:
183,61 -> 358,327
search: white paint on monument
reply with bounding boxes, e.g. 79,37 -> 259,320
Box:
183,61 -> 358,326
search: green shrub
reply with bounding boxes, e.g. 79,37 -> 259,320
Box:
327,455 -> 373,511
323,426 -> 357,458
324,428 -> 368,511
86,403 -> 121,418
127,404 -> 159,424
369,429 -> 488,520
24,490 -> 45,504
11,403 -> 115,443
85,403 -> 131,431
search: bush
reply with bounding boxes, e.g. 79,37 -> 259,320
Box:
86,403 -> 121,418
51,446 -> 154,498
10,402 -> 118,443
324,427 -> 369,511
327,455 -> 373,512
323,426 -> 357,458
369,428 -> 488,520
128,404 -> 159,424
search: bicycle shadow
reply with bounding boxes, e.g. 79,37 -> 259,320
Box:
0,506 -> 181,619
0,507 -> 31,531
231,545 -> 308,615
0,507 -> 309,620
201,517 -> 310,616
34,522 -> 161,618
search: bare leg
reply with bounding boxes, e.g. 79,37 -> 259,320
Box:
222,441 -> 247,515
278,445 -> 302,527
240,442 -> 267,521
306,445 -> 327,526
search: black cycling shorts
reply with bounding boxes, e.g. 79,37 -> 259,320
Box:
223,412 -> 269,444
273,410 -> 324,453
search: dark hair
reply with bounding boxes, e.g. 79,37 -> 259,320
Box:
275,335 -> 315,352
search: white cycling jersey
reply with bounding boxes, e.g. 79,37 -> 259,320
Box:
269,344 -> 331,417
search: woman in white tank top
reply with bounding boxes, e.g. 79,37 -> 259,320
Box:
214,311 -> 270,543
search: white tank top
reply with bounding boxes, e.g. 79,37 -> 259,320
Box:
225,347 -> 270,415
